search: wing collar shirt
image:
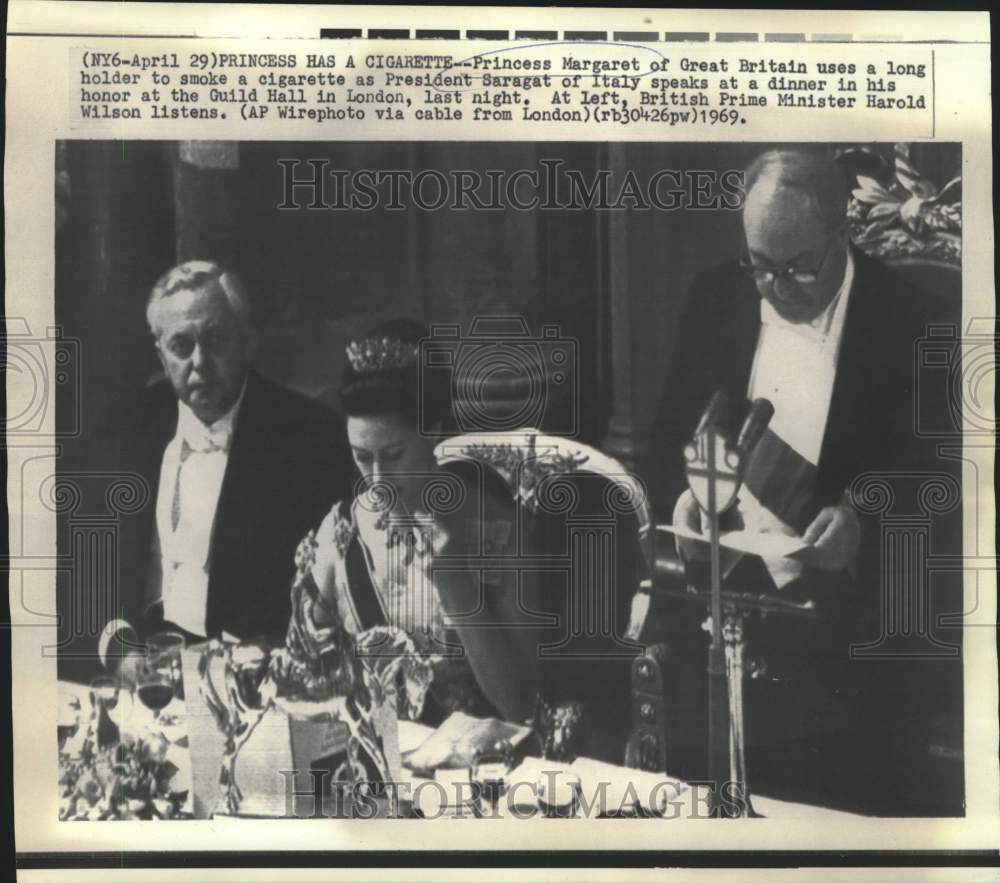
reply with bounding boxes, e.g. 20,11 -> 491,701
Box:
748,247 -> 855,466
154,381 -> 246,637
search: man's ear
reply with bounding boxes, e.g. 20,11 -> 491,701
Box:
152,337 -> 167,372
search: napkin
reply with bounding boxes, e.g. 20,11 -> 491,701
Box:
568,757 -> 689,815
400,712 -> 531,776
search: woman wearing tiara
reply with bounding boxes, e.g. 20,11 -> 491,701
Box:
287,318 -> 543,726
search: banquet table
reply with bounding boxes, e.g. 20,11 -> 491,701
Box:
58,678 -> 863,822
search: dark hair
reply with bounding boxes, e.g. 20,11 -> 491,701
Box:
340,317 -> 448,429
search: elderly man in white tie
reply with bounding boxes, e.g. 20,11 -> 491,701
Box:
150,262 -> 252,638
99,261 -> 353,666
672,148 -> 862,581
650,147 -> 950,813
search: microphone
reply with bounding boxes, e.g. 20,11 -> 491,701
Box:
687,391 -> 740,464
735,398 -> 774,459
687,393 -> 773,466
684,393 -> 774,518
693,390 -> 731,438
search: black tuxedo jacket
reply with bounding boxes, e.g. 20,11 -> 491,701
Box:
113,369 -> 354,644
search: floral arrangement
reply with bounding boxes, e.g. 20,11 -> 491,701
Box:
59,734 -> 189,821
842,143 -> 961,265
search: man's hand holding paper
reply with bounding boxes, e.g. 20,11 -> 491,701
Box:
668,486 -> 858,589
796,501 -> 861,573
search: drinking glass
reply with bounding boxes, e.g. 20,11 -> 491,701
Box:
88,675 -> 122,750
136,663 -> 175,741
146,630 -> 186,699
536,771 -> 582,819
88,675 -> 120,714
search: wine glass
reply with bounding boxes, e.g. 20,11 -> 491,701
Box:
89,675 -> 120,713
87,675 -> 122,750
136,663 -> 175,741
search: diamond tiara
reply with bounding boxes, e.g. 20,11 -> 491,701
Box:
345,337 -> 419,374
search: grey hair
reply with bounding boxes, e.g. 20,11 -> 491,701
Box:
146,260 -> 251,337
743,148 -> 849,231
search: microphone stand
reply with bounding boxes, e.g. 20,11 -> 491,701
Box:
683,396 -> 773,819
704,424 -> 732,817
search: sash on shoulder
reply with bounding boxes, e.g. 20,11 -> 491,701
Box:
741,427 -> 821,537
343,529 -> 388,632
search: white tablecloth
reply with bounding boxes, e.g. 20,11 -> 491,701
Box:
60,683 -> 864,821
398,719 -> 862,820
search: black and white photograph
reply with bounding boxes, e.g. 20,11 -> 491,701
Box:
5,5 -> 997,880
48,138 -> 966,823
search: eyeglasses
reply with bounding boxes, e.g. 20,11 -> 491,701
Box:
739,232 -> 840,285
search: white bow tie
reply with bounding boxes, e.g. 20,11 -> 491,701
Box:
180,428 -> 230,458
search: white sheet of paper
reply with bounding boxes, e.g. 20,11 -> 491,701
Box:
401,711 -> 532,774
568,756 -> 689,813
657,523 -> 809,559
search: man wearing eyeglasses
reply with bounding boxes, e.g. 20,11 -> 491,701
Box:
651,147 -> 948,814
666,149 -> 890,576
94,261 -> 353,668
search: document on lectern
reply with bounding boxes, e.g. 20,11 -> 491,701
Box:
5,3 -> 995,880
658,524 -> 809,559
